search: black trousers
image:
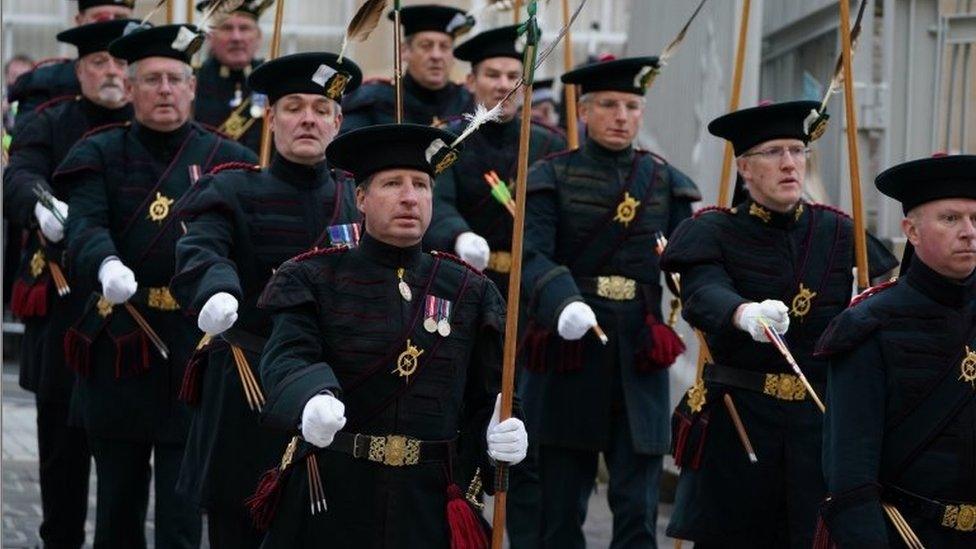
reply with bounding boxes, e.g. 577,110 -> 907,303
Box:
36,397 -> 91,549
88,436 -> 201,549
207,506 -> 265,549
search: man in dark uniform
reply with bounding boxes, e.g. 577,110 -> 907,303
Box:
341,4 -> 473,131
816,154 -> 976,548
519,57 -> 701,548
2,18 -> 134,549
54,24 -> 255,548
660,101 -> 898,548
170,51 -> 363,549
193,0 -> 272,153
252,123 -> 528,547
8,0 -> 135,129
422,25 -> 565,547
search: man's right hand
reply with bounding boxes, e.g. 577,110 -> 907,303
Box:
33,198 -> 67,243
734,299 -> 790,342
301,394 -> 346,448
454,231 -> 490,272
97,259 -> 137,305
197,292 -> 238,336
557,301 -> 598,341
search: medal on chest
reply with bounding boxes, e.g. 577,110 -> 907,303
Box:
423,295 -> 454,337
960,346 -> 976,388
613,191 -> 641,227
790,283 -> 818,319
148,192 -> 175,223
396,267 -> 412,302
393,339 -> 425,379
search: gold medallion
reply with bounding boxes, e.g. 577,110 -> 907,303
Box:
613,192 -> 641,227
790,284 -> 818,318
686,380 -> 707,413
148,192 -> 175,222
960,346 -> 976,388
393,339 -> 424,379
29,249 -> 46,278
96,296 -> 114,318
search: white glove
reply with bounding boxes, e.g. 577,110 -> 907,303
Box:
454,232 -> 490,272
197,292 -> 238,336
556,301 -> 597,341
734,299 -> 790,343
98,258 -> 137,305
33,198 -> 68,243
301,393 -> 346,448
486,394 -> 527,465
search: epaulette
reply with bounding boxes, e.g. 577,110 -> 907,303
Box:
430,250 -> 486,277
198,122 -> 231,139
290,245 -> 350,263
208,162 -> 260,175
31,57 -> 72,70
849,279 -> 897,308
541,148 -> 576,162
809,202 -> 852,219
80,121 -> 130,140
33,94 -> 77,114
693,206 -> 733,219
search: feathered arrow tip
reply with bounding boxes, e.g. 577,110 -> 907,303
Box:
338,0 -> 387,64
450,103 -> 504,147
804,0 -> 869,140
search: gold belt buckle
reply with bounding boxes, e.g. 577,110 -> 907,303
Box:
763,373 -> 807,401
147,287 -> 180,311
943,504 -> 976,532
367,434 -> 420,467
596,276 -> 637,301
487,251 -> 512,273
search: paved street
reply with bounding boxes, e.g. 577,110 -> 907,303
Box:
2,359 -> 674,547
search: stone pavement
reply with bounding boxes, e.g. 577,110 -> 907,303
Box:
2,359 -> 674,548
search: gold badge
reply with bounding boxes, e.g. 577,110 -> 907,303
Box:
326,73 -> 350,100
790,284 -> 818,318
433,149 -> 460,175
794,203 -> 805,221
148,192 -> 175,223
393,339 -> 424,379
29,249 -> 46,278
749,202 -> 771,223
96,296 -> 114,318
686,380 -> 707,413
218,99 -> 257,141
613,192 -> 641,227
960,346 -> 976,388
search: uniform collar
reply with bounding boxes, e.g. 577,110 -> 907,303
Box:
79,96 -> 132,126
358,232 -> 423,269
269,153 -> 329,190
737,197 -> 805,229
211,57 -> 255,80
582,136 -> 635,164
905,258 -> 976,310
132,120 -> 193,159
404,72 -> 452,105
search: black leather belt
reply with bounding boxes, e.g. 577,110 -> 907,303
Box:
326,432 -> 453,467
885,486 -> 976,532
703,363 -> 825,402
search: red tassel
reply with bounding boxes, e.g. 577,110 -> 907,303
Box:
635,314 -> 686,372
246,466 -> 286,532
113,330 -> 151,379
446,484 -> 488,549
64,327 -> 93,377
178,348 -> 207,405
10,279 -> 48,319
812,514 -> 836,549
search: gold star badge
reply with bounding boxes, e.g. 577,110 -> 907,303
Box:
960,346 -> 976,388
614,192 -> 641,227
148,192 -> 175,223
790,284 -> 818,318
393,339 -> 424,379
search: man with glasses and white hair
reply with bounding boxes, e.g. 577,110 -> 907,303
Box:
2,18 -> 134,549
660,101 -> 897,547
53,24 -> 255,548
518,56 -> 700,548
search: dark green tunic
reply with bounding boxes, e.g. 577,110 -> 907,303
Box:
816,260 -> 976,548
340,74 -> 472,132
660,199 -> 898,547
194,57 -> 264,153
170,153 -> 360,511
3,95 -> 131,400
425,117 -> 566,294
519,138 -> 701,455
256,234 -> 505,548
54,121 -> 255,443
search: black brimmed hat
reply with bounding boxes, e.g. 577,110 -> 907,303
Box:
708,100 -> 821,156
561,56 -> 660,96
109,24 -> 203,63
327,124 -> 462,183
57,19 -> 140,57
876,154 -> 976,214
454,25 -> 523,65
390,5 -> 473,39
248,52 -> 362,103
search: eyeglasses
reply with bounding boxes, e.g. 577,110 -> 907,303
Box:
741,145 -> 811,162
134,72 -> 190,89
